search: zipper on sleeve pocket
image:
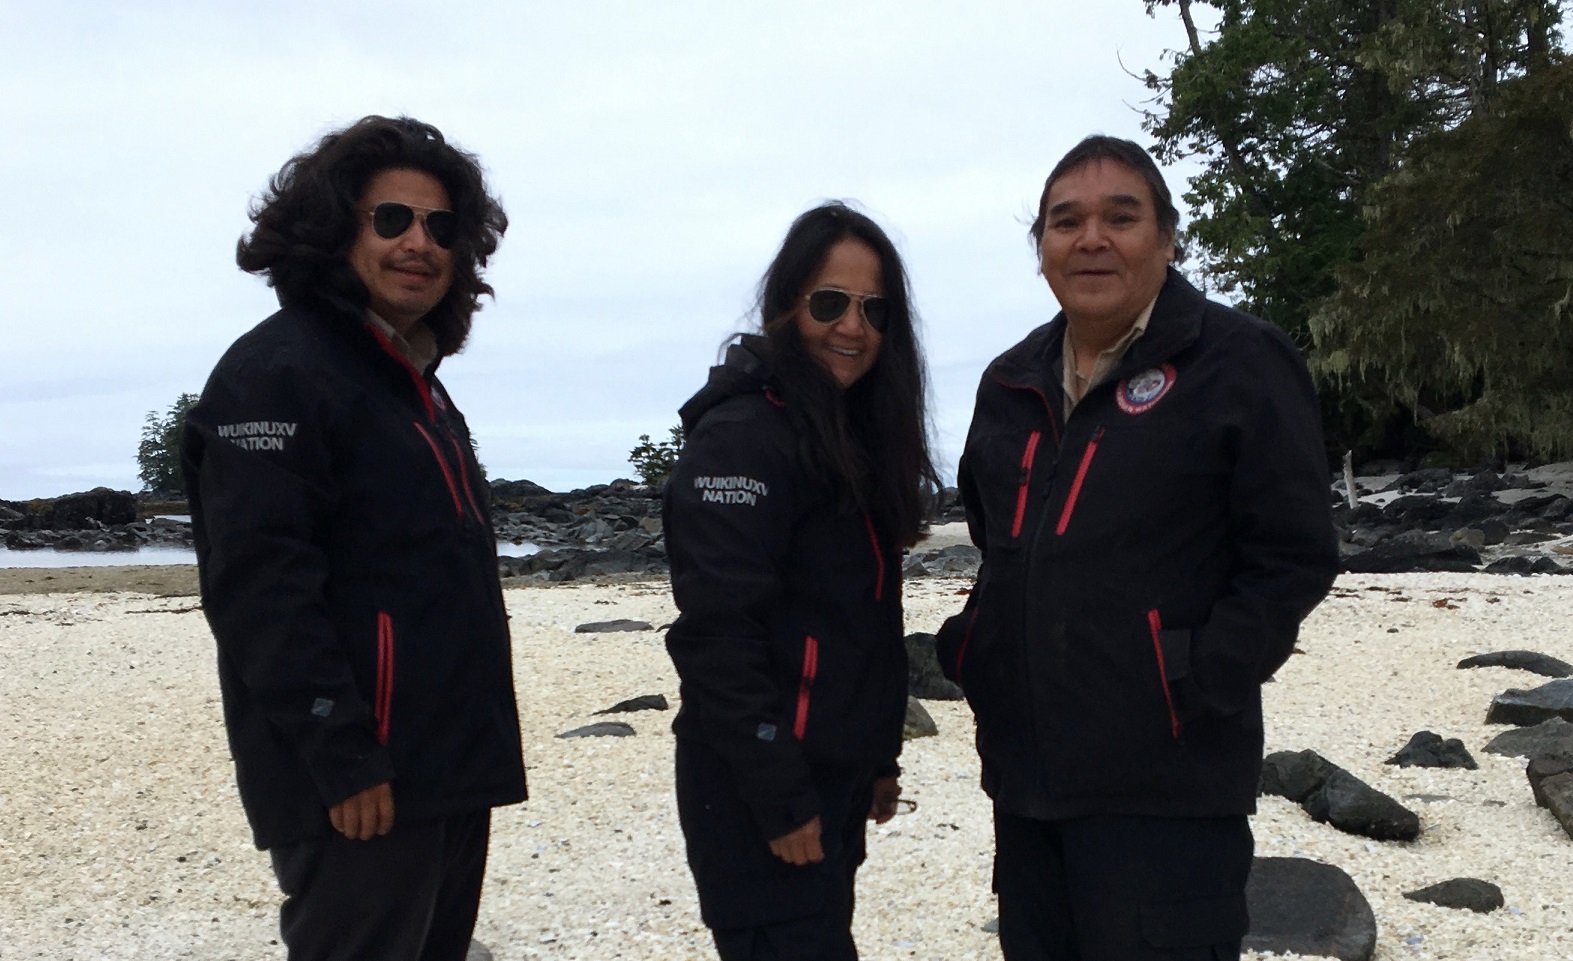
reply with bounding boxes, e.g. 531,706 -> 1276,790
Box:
1055,427 -> 1104,535
1010,430 -> 1043,539
792,635 -> 820,741
1147,608 -> 1181,739
375,611 -> 396,745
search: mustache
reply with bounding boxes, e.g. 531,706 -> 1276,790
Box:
387,254 -> 440,274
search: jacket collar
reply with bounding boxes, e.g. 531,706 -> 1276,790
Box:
989,267 -> 1205,392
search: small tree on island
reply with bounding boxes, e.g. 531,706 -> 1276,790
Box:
137,392 -> 199,495
628,425 -> 685,487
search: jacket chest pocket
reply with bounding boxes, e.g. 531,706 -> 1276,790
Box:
966,427 -> 1051,551
410,419 -> 486,525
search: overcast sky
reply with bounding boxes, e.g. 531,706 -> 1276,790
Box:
1,0 -> 1207,499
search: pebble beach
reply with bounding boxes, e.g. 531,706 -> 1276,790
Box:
2,558 -> 1571,960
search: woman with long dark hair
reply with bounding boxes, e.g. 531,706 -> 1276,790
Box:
663,201 -> 940,960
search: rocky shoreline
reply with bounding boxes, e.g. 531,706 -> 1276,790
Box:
12,462 -> 1573,581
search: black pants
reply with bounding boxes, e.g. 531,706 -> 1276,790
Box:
268,810 -> 491,961
993,808 -> 1252,961
676,738 -> 874,961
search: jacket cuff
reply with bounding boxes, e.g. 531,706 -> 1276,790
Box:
748,788 -> 822,843
874,759 -> 901,780
312,747 -> 396,809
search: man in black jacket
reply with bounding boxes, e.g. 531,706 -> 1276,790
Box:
936,136 -> 1338,960
183,116 -> 525,961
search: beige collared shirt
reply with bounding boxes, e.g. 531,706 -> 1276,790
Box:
366,311 -> 439,373
1061,296 -> 1159,418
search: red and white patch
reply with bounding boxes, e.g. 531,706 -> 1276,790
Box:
1116,364 -> 1177,415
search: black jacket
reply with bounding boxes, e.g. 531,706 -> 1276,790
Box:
935,270 -> 1337,820
664,340 -> 905,840
183,301 -> 527,850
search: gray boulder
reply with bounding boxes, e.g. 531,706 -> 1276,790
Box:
1481,556 -> 1570,575
1302,769 -> 1421,842
1341,532 -> 1480,574
903,697 -> 938,740
1243,857 -> 1376,961
1540,772 -> 1573,841
1262,750 -> 1419,841
1483,717 -> 1573,757
592,694 -> 669,715
1485,678 -> 1573,726
574,618 -> 654,633
906,632 -> 963,700
1260,750 -> 1340,803
556,722 -> 636,738
1526,750 -> 1573,807
1458,650 -> 1573,678
1384,731 -> 1478,770
1401,878 -> 1504,913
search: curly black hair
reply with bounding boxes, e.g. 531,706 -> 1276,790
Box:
236,115 -> 507,356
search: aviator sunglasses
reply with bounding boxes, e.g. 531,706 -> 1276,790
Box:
364,202 -> 458,249
804,287 -> 890,333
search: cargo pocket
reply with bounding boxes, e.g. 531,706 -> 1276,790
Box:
1139,892 -> 1248,950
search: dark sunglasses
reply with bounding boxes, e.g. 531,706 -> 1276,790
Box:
804,287 -> 889,333
365,202 -> 458,249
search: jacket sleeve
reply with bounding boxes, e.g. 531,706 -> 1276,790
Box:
1168,321 -> 1339,720
663,406 -> 817,841
183,355 -> 393,808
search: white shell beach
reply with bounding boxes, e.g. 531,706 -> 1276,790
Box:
2,566 -> 1571,960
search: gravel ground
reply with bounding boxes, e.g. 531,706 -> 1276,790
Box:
2,573 -> 1570,960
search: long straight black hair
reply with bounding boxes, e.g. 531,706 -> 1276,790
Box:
755,202 -> 940,548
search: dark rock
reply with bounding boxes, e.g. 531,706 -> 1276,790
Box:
1302,769 -> 1421,841
466,941 -> 493,961
906,632 -> 964,700
1342,532 -> 1479,574
1482,556 -> 1569,575
1527,751 -> 1573,807
1466,470 -> 1506,494
556,722 -> 636,738
574,618 -> 654,634
981,917 -> 1000,934
903,697 -> 938,740
1401,878 -> 1504,913
1260,749 -> 1339,803
592,694 -> 669,715
1505,529 -> 1560,546
1383,468 -> 1455,494
1243,857 -> 1376,961
1540,772 -> 1573,840
1485,678 -> 1573,726
1475,518 -> 1510,545
489,477 -> 553,504
1382,496 -> 1455,528
1505,492 -> 1562,515
17,488 -> 138,531
1385,731 -> 1478,770
1540,496 -> 1573,521
903,544 -> 982,578
1482,717 -> 1573,757
1459,650 -> 1573,678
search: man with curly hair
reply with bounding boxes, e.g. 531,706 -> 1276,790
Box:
183,115 -> 525,961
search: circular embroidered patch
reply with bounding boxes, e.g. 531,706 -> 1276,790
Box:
1116,364 -> 1177,415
